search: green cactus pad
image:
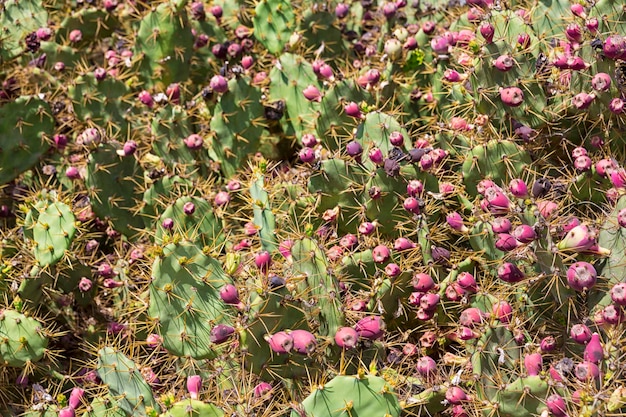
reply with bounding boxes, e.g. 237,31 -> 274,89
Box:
135,1 -> 195,88
269,53 -> 320,140
0,0 -> 48,62
250,171 -> 277,253
154,196 -> 224,249
291,238 -> 344,337
56,7 -> 120,45
85,143 -> 145,238
96,347 -> 160,416
149,241 -> 232,359
0,309 -> 48,367
253,0 -> 295,54
293,374 -> 401,417
82,396 -> 127,417
26,201 -> 76,267
159,400 -> 223,417
355,112 -> 409,171
209,77 -> 266,177
462,140 -> 531,197
490,376 -> 549,417
0,96 -> 54,185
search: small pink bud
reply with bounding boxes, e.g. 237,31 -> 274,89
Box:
183,134 -> 204,150
68,387 -> 85,409
302,85 -> 322,102
500,86 -> 524,107
445,387 -> 467,404
546,394 -> 568,417
66,166 -> 81,180
557,224 -> 597,251
509,179 -> 528,198
565,23 -> 583,43
524,353 -> 543,376
492,301 -> 513,323
540,336 -> 557,352
575,361 -> 600,381
603,304 -> 623,324
344,101 -> 362,118
146,333 -> 163,349
491,217 -> 512,233
255,251 -> 272,271
78,277 -> 92,292
138,90 -> 154,107
498,262 -> 525,283
253,382 -> 272,398
459,307 -> 485,328
299,147 -> 316,163
394,237 -> 416,251
210,324 -> 235,343
572,92 -> 595,110
59,407 -> 75,417
479,22 -> 494,43
420,293 -> 440,311
494,55 -> 515,72
389,131 -> 404,147
586,17 -> 599,33
456,272 -> 477,292
611,282 -> 626,305
512,224 -> 536,243
571,4 -> 586,18
517,33 -> 530,48
416,356 -> 437,377
187,375 -> 202,399
485,186 -> 511,213
446,212 -> 468,233
372,245 -> 390,263
69,29 -> 82,43
412,273 -> 435,292
609,98 -> 624,114
591,73 -> 612,92
570,324 -> 591,344
384,263 -> 401,277
496,233 -> 521,251
443,69 -> 462,82
210,75 -> 229,93
358,221 -> 375,235
406,179 -> 424,197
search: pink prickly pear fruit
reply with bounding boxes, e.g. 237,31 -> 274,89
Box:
210,324 -> 235,344
566,262 -> 597,291
69,29 -> 82,43
586,17 -> 599,33
574,155 -> 592,171
445,386 -> 468,404
372,245 -> 391,263
253,382 -> 272,398
451,405 -> 469,417
457,272 -> 477,292
478,179 -> 499,194
255,251 -> 272,271
394,237 -> 416,251
492,301 -> 513,323
571,3 -> 586,18
420,293 -> 440,311
138,90 -> 154,107
495,233 -> 521,251
299,147 -> 316,163
183,134 -> 203,150
557,224 -> 596,251
446,212 -> 469,233
524,353 -> 543,376
609,98 -> 624,114
610,168 -> 626,188
66,167 -> 81,180
494,55 -> 515,72
415,356 -> 437,377
604,35 -> 626,60
146,333 -> 163,349
500,87 -> 524,107
187,375 -> 202,400
403,197 -> 420,214
302,85 -> 322,102
384,263 -> 401,277
565,23 -> 583,43
335,3 -> 349,18
546,393 -> 568,417
389,131 -> 404,147
540,336 -> 556,352
344,101 -> 362,118
479,22 -> 494,43
406,179 -> 424,197
603,304 -> 623,324
291,330 -> 317,354
355,316 -> 385,340
459,307 -> 485,328
241,55 -> 254,70
416,307 -> 435,321
412,273 -> 435,292
69,387 -> 85,409
485,186 -> 511,213
358,221 -> 375,235
59,408 -> 75,417
536,200 -> 558,219
498,262 -> 525,283
572,92 -> 595,109
512,224 -> 537,243
491,217 -> 512,233
549,366 -> 565,382
591,73 -> 612,92
575,361 -> 600,381
431,36 -> 450,54
584,333 -> 604,363
368,147 -> 384,164
334,327 -> 359,349
570,323 -> 592,344
267,331 -> 293,354
509,179 -> 528,198
443,69 -> 462,82
421,21 -> 435,34
517,33 -> 530,48
611,282 -> 626,305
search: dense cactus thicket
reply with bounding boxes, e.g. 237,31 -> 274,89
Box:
4,0 -> 626,416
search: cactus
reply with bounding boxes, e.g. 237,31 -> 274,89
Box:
96,347 -> 160,416
249,171 -> 277,253
0,309 -> 48,367
0,0 -> 48,62
253,0 -> 295,54
293,373 -> 402,417
159,399 -> 223,417
0,96 -> 54,185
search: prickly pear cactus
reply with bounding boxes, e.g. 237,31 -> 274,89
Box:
0,309 -> 48,367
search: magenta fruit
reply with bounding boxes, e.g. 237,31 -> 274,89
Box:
497,262 -> 525,283
412,273 -> 435,292
574,155 -> 592,171
495,233 -> 521,251
446,212 -> 468,233
566,261 -> 597,291
299,147 -> 315,163
479,22 -> 494,43
334,327 -> 359,349
500,87 -> 524,107
183,134 -> 203,150
494,55 -> 515,72
583,333 -> 604,363
255,251 -> 272,271
512,224 -> 536,243
524,353 -> 543,376
459,307 -> 485,328
416,356 -> 437,377
540,336 -> 556,352
210,324 -> 235,344
59,408 -> 75,417
572,92 -> 595,110
509,179 -> 528,198
491,217 -> 512,233
267,331 -> 293,354
302,85 -> 322,102
609,98 -> 624,114
187,375 -> 202,399
394,237 -> 416,251
492,301 -> 513,323
570,323 -> 592,344
611,282 -> 626,305
335,3 -> 349,18
372,245 -> 391,263
575,361 -> 600,381
591,73 -> 612,92
291,329 -> 317,355
546,393 -> 568,417
384,263 -> 401,277
68,387 -> 85,409
445,387 -> 468,404
355,316 -> 385,340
